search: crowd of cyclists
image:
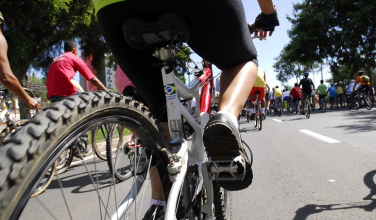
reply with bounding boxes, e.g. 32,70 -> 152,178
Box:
245,70 -> 374,122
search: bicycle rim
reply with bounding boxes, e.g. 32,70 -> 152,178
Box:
54,147 -> 74,175
108,129 -> 138,181
93,124 -> 120,161
0,92 -> 172,220
30,159 -> 57,198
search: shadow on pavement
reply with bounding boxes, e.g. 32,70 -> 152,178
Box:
293,170 -> 376,220
328,109 -> 376,133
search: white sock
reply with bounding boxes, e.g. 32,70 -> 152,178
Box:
150,199 -> 166,207
217,111 -> 238,129
250,108 -> 254,114
261,108 -> 265,114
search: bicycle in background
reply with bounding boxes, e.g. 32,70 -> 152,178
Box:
302,93 -> 311,119
354,88 -> 373,110
274,97 -> 283,117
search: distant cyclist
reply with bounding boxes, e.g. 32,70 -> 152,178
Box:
282,89 -> 290,107
336,84 -> 344,106
265,82 -> 271,113
290,83 -> 301,113
327,83 -> 337,109
298,71 -> 315,115
353,71 -> 370,95
317,80 -> 327,111
248,67 -> 267,120
273,85 -> 283,114
46,40 -> 108,102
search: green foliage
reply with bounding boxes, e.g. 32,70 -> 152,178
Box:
283,0 -> 376,88
283,85 -> 293,91
174,47 -> 193,83
0,0 -> 97,79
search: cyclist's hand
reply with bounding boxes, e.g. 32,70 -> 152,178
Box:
248,10 -> 280,39
26,97 -> 41,112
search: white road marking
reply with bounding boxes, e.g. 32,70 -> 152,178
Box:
272,119 -> 283,123
299,129 -> 341,144
329,180 -> 336,182
70,154 -> 97,166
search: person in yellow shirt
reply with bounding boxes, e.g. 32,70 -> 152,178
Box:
336,84 -> 344,107
273,85 -> 283,115
248,67 -> 267,120
353,71 -> 370,95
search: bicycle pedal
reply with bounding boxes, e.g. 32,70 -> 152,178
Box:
208,156 -> 246,181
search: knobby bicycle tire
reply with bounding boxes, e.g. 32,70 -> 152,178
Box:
213,181 -> 231,220
0,119 -> 30,147
0,91 -> 173,220
92,124 -> 121,161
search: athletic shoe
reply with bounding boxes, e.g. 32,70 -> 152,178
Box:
250,113 -> 256,120
203,113 -> 252,191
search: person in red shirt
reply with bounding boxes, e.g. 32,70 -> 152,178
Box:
290,83 -> 302,113
46,40 -> 107,102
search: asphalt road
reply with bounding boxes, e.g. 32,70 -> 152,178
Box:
233,107 -> 376,220
19,106 -> 376,220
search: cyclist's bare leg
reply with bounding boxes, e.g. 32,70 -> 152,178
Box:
218,61 -> 257,117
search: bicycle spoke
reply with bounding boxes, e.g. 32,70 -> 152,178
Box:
56,174 -> 73,220
76,150 -> 113,219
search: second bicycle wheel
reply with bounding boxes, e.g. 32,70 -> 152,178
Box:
107,128 -> 139,181
0,91 -> 173,220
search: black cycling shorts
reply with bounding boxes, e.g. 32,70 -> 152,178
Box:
97,0 -> 258,121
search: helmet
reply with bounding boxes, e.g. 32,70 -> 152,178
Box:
303,71 -> 309,76
357,71 -> 364,75
0,11 -> 3,21
351,79 -> 355,83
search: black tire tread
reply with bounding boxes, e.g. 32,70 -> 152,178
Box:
0,91 -> 169,220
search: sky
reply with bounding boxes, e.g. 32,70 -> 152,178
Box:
188,0 -> 332,89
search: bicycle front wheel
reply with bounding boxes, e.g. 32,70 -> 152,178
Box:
0,91 -> 172,220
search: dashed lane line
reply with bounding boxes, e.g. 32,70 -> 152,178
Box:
299,129 -> 341,144
272,119 -> 283,123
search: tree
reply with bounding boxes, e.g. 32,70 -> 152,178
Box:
175,47 -> 193,83
0,0 -> 96,79
285,0 -> 376,93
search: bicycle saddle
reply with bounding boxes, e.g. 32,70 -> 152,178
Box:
255,90 -> 261,94
122,13 -> 190,50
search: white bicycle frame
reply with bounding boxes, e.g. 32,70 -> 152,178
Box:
161,65 -> 214,220
111,64 -> 215,220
